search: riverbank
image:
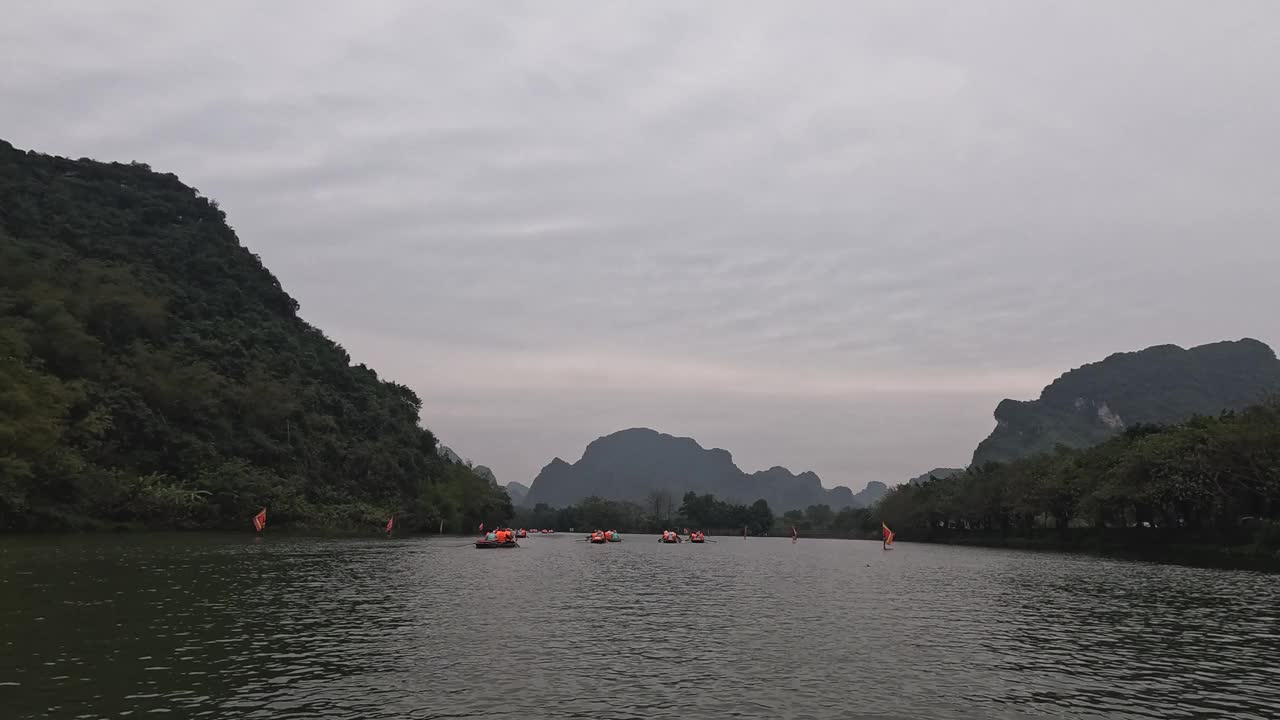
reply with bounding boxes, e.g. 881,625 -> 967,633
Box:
898,527 -> 1280,573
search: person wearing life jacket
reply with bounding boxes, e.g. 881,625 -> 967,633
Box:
591,530 -> 604,542
485,530 -> 497,542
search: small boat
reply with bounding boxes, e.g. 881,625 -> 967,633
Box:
516,529 -> 529,538
689,533 -> 705,543
605,530 -> 622,542
475,539 -> 520,549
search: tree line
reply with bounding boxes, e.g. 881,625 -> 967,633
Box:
513,491 -> 777,535
876,401 -> 1280,552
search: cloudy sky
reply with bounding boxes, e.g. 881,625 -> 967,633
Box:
4,1 -> 1278,491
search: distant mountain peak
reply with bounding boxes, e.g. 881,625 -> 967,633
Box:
505,481 -> 530,507
524,430 -> 870,511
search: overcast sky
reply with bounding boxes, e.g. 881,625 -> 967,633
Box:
4,1 -> 1278,491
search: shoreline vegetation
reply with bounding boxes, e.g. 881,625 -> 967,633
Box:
3,142 -> 1278,572
0,142 -> 513,533
875,401 -> 1280,570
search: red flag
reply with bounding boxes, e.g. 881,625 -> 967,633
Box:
385,516 -> 394,534
252,508 -> 267,532
478,522 -> 484,532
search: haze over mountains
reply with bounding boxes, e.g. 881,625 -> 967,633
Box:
523,428 -> 886,512
505,482 -> 530,506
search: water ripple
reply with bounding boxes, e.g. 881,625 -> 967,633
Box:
1,535 -> 1278,719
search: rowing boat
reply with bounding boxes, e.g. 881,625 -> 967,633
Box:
475,540 -> 520,549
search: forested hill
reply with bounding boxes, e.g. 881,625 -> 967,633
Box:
972,339 -> 1280,466
0,140 -> 510,530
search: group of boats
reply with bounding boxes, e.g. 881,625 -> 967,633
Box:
659,530 -> 706,543
475,527 -> 557,548
475,527 -> 714,548
587,529 -> 710,543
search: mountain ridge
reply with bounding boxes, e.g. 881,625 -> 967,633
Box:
972,338 -> 1280,466
524,427 -> 882,511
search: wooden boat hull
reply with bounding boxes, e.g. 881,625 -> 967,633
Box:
660,539 -> 680,543
690,539 -> 705,543
475,541 -> 520,549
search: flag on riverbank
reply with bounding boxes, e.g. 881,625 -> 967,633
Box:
385,516 -> 394,534
882,522 -> 894,546
253,508 -> 267,532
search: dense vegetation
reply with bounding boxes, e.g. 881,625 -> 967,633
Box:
777,503 -> 874,538
514,491 -> 776,535
972,339 -> 1280,466
879,401 -> 1280,556
0,141 -> 511,531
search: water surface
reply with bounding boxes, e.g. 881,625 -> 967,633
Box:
2,534 -> 1278,719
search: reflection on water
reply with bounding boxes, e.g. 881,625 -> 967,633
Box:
2,534 -> 1278,719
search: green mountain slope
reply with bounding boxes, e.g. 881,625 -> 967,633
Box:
0,140 -> 510,530
972,339 -> 1280,466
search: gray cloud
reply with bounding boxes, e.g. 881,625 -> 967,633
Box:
3,1 -> 1278,489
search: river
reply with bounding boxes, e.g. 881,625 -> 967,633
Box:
2,534 -> 1278,720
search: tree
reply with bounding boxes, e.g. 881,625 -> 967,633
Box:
0,140 -> 506,531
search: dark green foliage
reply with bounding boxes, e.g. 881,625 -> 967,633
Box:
778,504 -> 872,538
973,340 -> 1280,466
675,492 -> 774,534
0,140 -> 509,531
878,402 -> 1280,552
513,497 -> 644,532
512,492 -> 775,535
